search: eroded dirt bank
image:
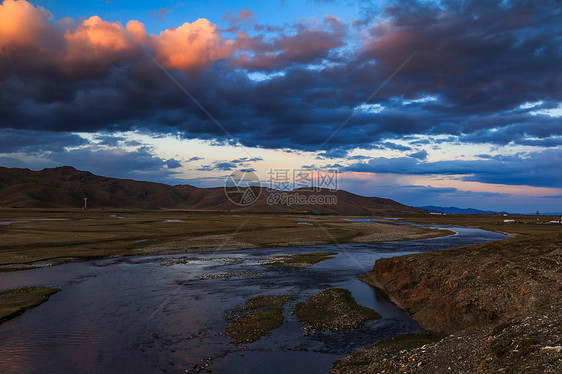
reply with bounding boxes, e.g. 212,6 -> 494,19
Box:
361,235 -> 561,332
334,231 -> 562,373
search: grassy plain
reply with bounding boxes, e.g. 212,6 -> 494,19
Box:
401,212 -> 562,238
0,209 -> 451,270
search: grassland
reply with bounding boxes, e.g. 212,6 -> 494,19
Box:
294,288 -> 381,333
0,209 -> 451,271
224,295 -> 293,344
0,286 -> 60,323
401,212 -> 562,238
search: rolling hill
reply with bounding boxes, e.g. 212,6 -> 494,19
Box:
0,166 -> 422,214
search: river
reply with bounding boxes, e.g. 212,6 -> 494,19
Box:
0,224 -> 507,374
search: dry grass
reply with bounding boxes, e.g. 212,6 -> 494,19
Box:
0,286 -> 60,323
401,213 -> 562,238
0,209 -> 451,270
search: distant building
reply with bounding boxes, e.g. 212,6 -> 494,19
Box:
503,219 -> 515,223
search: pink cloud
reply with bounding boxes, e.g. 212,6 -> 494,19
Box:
150,18 -> 235,72
0,0 -> 51,53
61,15 -> 141,76
0,1 -> 347,76
0,0 -> 235,76
231,16 -> 346,71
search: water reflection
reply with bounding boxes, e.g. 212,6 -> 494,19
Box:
0,225 -> 507,374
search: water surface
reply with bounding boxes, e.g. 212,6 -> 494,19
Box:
0,224 -> 507,374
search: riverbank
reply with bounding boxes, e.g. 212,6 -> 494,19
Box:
0,210 -> 452,271
335,215 -> 562,372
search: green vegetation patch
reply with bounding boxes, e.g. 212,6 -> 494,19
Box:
0,286 -> 61,323
267,252 -> 337,267
294,288 -> 381,332
225,295 -> 292,344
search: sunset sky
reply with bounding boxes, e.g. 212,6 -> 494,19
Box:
1,0 -> 561,213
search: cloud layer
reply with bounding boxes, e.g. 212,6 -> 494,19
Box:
1,0 -> 560,149
0,0 -> 561,205
344,148 -> 562,188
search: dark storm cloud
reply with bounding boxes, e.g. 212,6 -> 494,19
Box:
46,146 -> 181,182
0,128 -> 88,153
379,142 -> 412,151
1,0 -> 559,150
317,147 -> 349,159
344,148 -> 562,188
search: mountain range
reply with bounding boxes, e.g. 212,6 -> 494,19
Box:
416,205 -> 509,215
0,166 -> 422,214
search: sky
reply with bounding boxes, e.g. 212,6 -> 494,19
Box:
0,0 -> 561,213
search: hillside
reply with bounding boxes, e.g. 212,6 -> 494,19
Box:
0,166 -> 422,214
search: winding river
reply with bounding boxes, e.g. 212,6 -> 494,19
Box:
0,223 -> 507,374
